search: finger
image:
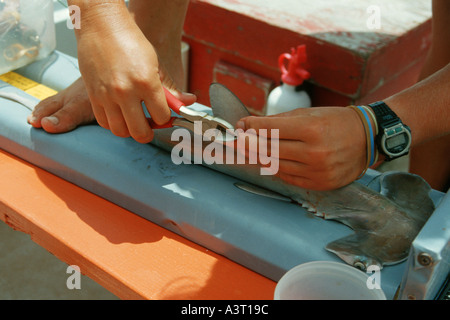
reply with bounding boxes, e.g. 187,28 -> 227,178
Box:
234,115 -> 293,138
280,172 -> 340,191
162,78 -> 197,107
235,132 -> 308,162
120,99 -> 154,143
280,166 -> 355,191
264,139 -> 309,161
91,103 -> 110,130
237,112 -> 316,140
103,103 -> 131,138
278,172 -> 337,191
174,90 -> 197,106
143,84 -> 171,125
278,172 -> 316,190
277,159 -> 311,177
40,100 -> 96,133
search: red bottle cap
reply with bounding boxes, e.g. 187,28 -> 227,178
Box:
278,45 -> 310,86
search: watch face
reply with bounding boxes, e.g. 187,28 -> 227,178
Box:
382,125 -> 411,157
386,133 -> 407,150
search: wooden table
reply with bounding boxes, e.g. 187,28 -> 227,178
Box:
0,150 -> 276,300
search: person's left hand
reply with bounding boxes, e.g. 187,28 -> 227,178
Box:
235,107 -> 368,191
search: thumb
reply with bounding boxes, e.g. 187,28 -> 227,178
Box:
235,107 -> 306,130
161,76 -> 197,107
159,63 -> 197,106
172,90 -> 197,106
236,112 -> 310,140
236,115 -> 286,131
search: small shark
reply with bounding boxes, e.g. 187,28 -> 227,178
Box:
151,84 -> 435,270
315,171 -> 435,269
152,124 -> 435,270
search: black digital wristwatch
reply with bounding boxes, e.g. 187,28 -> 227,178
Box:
368,101 -> 411,161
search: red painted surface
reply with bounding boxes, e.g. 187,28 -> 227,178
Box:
182,0 -> 432,112
359,22 -> 432,99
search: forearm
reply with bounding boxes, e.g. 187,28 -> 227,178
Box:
128,0 -> 190,88
67,0 -> 133,40
383,63 -> 450,147
128,0 -> 189,52
419,0 -> 450,80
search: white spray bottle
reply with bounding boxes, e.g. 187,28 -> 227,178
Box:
266,45 -> 311,115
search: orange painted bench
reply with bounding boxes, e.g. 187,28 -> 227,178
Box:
0,149 -> 276,300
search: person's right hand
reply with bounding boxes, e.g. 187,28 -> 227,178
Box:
236,106 -> 368,191
74,2 -> 186,143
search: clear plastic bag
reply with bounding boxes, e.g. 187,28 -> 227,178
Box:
0,0 -> 56,75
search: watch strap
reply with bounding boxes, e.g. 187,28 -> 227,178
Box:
368,101 -> 401,130
367,101 -> 411,161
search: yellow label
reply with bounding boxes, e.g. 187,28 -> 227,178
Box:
0,71 -> 58,100
24,84 -> 58,101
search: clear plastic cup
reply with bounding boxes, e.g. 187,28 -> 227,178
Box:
274,261 -> 386,300
0,0 -> 56,75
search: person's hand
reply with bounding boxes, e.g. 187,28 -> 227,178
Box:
74,3 -> 192,143
27,68 -> 196,135
29,1 -> 195,137
236,107 -> 367,191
